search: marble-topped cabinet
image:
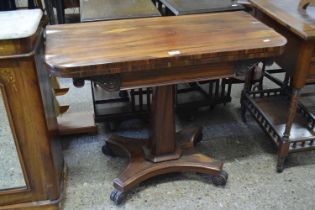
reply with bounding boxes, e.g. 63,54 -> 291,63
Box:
0,9 -> 64,210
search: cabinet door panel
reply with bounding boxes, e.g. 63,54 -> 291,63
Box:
0,84 -> 27,191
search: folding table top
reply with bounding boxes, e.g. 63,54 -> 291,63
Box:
45,11 -> 286,77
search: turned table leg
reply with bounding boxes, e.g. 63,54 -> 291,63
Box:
277,88 -> 301,172
276,41 -> 313,172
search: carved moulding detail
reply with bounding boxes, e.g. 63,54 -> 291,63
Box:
93,75 -> 121,92
73,74 -> 121,92
0,67 -> 17,91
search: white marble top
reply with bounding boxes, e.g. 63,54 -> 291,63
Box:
0,9 -> 43,40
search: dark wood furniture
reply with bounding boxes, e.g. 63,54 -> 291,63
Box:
80,0 -> 160,22
0,0 -> 43,11
242,0 -> 315,172
299,0 -> 315,9
0,10 -> 64,209
41,0 -> 97,135
45,12 -> 285,204
158,0 -> 244,15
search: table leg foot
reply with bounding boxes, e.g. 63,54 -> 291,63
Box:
200,169 -> 229,186
104,131 -> 226,205
110,189 -> 126,205
177,127 -> 203,149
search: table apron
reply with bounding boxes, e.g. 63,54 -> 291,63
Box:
120,63 -> 234,90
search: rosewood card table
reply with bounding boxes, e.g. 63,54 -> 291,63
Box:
45,12 -> 286,204
242,0 -> 315,172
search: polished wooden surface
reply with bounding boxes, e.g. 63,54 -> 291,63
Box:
80,0 -> 161,22
159,0 -> 244,15
0,25 -> 64,209
145,85 -> 178,162
45,12 -> 286,78
250,0 -> 315,40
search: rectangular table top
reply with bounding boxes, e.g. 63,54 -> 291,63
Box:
160,0 -> 244,15
80,0 -> 161,22
250,0 -> 315,40
45,11 -> 286,78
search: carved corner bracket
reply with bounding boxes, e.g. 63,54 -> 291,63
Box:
234,59 -> 260,77
73,74 -> 121,92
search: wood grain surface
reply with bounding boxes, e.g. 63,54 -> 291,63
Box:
250,0 -> 315,40
80,0 -> 161,22
45,11 -> 286,78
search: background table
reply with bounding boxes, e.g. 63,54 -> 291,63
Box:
45,11 -> 285,204
159,0 -> 244,15
242,0 -> 315,172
